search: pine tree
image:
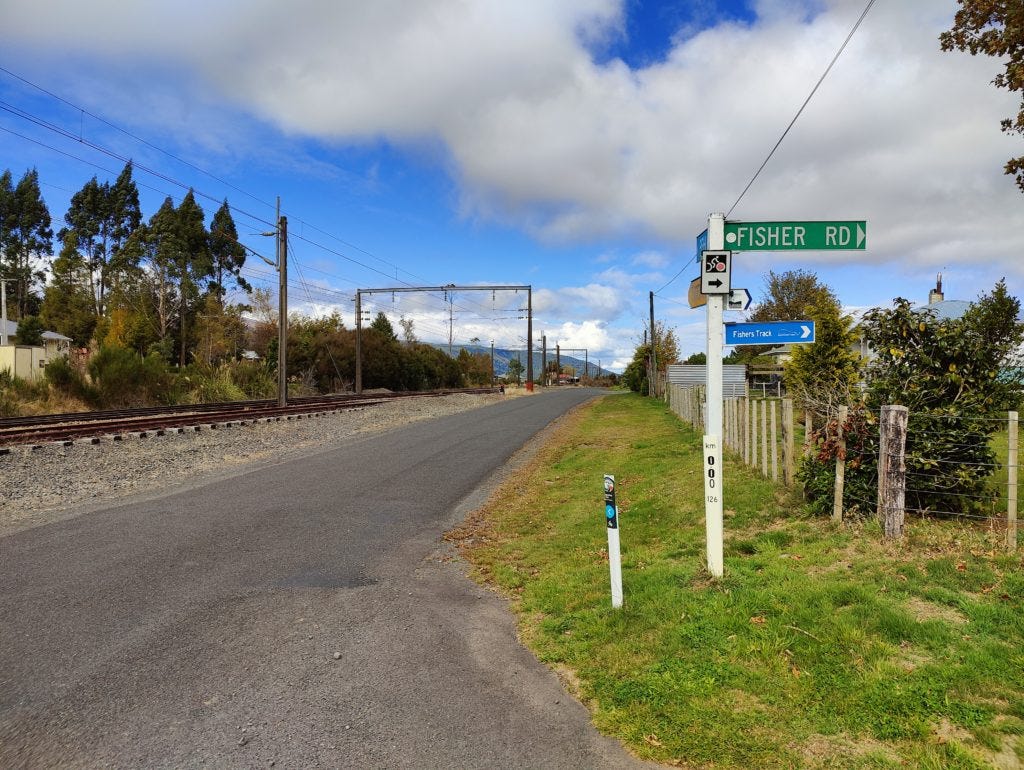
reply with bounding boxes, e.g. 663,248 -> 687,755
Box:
60,162 -> 142,318
5,169 -> 53,318
40,232 -> 98,346
209,200 -> 249,298
173,191 -> 213,365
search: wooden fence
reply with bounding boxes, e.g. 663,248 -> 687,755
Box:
667,384 -> 797,487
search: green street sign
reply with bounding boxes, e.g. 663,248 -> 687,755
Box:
724,220 -> 866,251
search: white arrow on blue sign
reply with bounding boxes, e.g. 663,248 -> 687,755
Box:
725,321 -> 815,345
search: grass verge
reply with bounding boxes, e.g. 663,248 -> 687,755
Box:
450,393 -> 1024,769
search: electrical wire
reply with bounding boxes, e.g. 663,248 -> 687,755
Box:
725,0 -> 877,217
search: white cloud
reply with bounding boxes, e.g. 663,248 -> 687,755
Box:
5,0 -> 1023,368
7,0 -> 1018,281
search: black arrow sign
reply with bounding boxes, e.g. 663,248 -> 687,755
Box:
707,278 -> 723,288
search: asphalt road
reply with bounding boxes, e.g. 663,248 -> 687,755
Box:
0,388 -> 653,769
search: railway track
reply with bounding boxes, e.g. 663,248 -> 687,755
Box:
0,388 -> 500,448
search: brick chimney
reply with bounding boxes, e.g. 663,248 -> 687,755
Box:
928,273 -> 944,305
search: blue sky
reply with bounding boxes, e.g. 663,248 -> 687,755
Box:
1,0 -> 1022,371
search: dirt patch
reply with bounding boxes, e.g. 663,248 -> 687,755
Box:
906,596 -> 968,625
799,732 -> 899,768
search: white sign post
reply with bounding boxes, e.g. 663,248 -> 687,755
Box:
604,474 -> 623,608
704,213 -> 726,577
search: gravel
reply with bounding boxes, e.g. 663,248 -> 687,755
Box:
0,392 -> 516,536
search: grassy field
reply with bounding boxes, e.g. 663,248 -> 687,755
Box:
451,393 -> 1024,769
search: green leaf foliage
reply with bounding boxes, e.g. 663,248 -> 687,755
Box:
801,281 -> 1024,516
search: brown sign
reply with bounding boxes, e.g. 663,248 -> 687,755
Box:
687,277 -> 706,309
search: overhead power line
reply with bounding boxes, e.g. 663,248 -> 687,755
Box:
726,0 -> 878,218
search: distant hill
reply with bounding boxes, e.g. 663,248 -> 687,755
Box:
429,344 -> 614,380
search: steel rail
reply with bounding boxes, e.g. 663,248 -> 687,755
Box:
0,388 -> 499,448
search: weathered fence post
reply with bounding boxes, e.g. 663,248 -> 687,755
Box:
833,405 -> 848,523
782,399 -> 795,486
770,401 -> 779,482
1008,410 -> 1019,552
749,399 -> 758,471
760,399 -> 768,477
877,405 -> 909,539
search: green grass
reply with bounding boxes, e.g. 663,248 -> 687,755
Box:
455,393 -> 1024,769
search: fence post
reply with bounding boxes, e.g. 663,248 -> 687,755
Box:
782,399 -> 794,486
833,405 -> 848,523
760,399 -> 769,477
877,405 -> 909,539
1008,410 -> 1018,552
749,399 -> 758,470
770,400 -> 778,482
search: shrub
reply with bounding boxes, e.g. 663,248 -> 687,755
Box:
87,346 -> 179,408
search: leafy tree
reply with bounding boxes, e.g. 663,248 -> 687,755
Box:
14,314 -> 44,346
3,169 -> 52,318
507,357 -> 524,385
782,295 -> 860,420
684,352 -> 707,365
748,269 -> 838,323
800,281 -> 1024,516
399,316 -> 417,344
622,321 -> 680,393
208,200 -> 250,298
40,232 -> 97,346
457,347 -> 492,386
732,269 -> 840,364
247,287 -> 278,356
193,294 -> 248,365
941,2 -> 1024,191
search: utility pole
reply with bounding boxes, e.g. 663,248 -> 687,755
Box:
490,339 -> 495,385
355,291 -> 363,394
585,350 -> 588,383
277,206 -> 288,407
446,285 -> 454,357
0,279 -> 9,346
526,286 -> 533,391
556,344 -> 560,385
650,290 -> 657,398
542,334 -> 547,386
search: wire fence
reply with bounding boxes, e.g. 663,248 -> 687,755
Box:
666,384 -> 1021,550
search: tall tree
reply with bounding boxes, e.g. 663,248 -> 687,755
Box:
4,169 -> 53,318
941,1 -> 1024,191
173,191 -> 213,365
209,200 -> 250,299
60,162 -> 142,317
782,294 -> 860,419
40,231 -> 98,346
0,171 -> 15,287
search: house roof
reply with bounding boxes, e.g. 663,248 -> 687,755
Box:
916,299 -> 972,321
1,319 -> 72,342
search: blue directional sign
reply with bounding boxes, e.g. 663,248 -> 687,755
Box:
725,321 -> 815,346
696,229 -> 708,255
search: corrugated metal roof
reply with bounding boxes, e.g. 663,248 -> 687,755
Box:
667,365 -> 748,398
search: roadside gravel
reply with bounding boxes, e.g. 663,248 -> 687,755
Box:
0,391 -> 520,536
